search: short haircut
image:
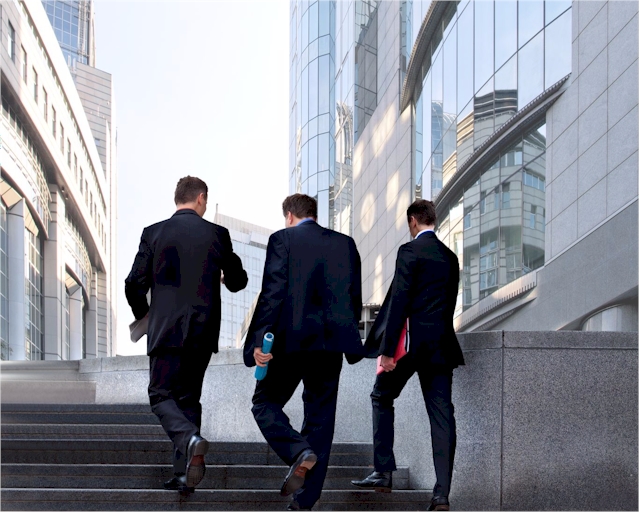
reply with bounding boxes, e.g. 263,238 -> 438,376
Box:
407,199 -> 437,226
282,193 -> 318,219
174,176 -> 208,205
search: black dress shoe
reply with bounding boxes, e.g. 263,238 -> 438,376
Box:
286,501 -> 311,511
428,495 -> 450,511
185,434 -> 209,488
163,475 -> 194,493
280,448 -> 317,497
351,471 -> 392,492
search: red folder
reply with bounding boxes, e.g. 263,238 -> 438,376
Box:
376,319 -> 409,375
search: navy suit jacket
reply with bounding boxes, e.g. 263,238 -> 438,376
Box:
125,209 -> 248,355
363,231 -> 464,368
243,221 -> 366,367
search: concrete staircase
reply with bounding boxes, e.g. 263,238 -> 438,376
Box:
0,404 -> 432,511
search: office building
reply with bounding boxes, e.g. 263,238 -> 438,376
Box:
289,0 -> 638,332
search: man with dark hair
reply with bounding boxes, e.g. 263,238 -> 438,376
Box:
351,199 -> 464,512
125,176 -> 247,493
244,193 -> 365,511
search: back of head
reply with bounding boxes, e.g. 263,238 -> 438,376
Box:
407,199 -> 437,227
175,176 -> 208,206
282,193 -> 318,219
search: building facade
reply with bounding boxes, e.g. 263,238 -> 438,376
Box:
1,0 -> 117,360
213,210 -> 274,349
289,0 -> 638,332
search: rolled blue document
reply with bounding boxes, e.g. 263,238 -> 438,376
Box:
254,332 -> 274,381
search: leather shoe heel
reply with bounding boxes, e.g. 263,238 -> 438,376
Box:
185,435 -> 209,488
428,496 -> 450,511
280,448 -> 317,497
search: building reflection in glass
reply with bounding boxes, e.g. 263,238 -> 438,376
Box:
438,124 -> 547,313
411,0 -> 570,315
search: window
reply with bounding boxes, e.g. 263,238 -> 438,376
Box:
79,169 -> 84,193
63,288 -> 70,360
7,22 -> 15,62
74,154 -> 78,180
43,89 -> 48,120
67,140 -> 71,166
60,124 -> 65,153
52,107 -> 57,137
32,68 -> 38,103
21,46 -> 27,82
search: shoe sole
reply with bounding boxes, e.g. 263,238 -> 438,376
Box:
351,483 -> 392,493
433,506 -> 449,511
280,453 -> 318,497
185,439 -> 209,488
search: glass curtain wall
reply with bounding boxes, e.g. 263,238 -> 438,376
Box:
0,200 -> 8,360
43,0 -> 90,66
413,0 -> 571,199
289,1 -> 336,229
25,229 -> 44,360
411,0 -> 570,316
438,123 -> 547,314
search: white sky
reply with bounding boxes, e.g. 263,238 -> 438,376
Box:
93,0 -> 290,355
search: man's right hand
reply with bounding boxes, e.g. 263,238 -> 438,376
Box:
254,346 -> 273,367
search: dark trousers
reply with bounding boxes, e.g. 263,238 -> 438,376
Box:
251,350 -> 343,508
371,352 -> 456,498
148,341 -> 212,475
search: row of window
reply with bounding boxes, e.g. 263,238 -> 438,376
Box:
5,6 -> 107,240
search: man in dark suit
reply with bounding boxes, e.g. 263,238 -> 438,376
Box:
351,199 -> 464,512
243,193 -> 364,511
125,176 -> 247,492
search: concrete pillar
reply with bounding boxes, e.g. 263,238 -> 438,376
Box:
69,287 -> 83,360
97,271 -> 108,357
84,269 -> 98,358
43,188 -> 65,360
7,200 -> 26,360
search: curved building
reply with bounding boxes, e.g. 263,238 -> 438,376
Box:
289,1 -> 638,332
1,0 -> 117,360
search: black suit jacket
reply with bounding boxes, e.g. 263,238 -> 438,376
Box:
365,231 -> 464,368
243,221 -> 365,367
125,209 -> 248,355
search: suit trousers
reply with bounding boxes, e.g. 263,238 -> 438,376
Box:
371,352 -> 456,498
148,339 -> 213,475
251,350 -> 343,509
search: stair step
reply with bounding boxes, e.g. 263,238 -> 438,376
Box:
0,424 -> 167,439
1,440 -> 373,466
0,464 -> 409,490
0,489 -> 432,511
1,404 -> 157,426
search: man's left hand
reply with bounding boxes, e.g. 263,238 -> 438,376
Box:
380,355 -> 396,372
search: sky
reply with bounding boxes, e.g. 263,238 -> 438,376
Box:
93,0 -> 290,355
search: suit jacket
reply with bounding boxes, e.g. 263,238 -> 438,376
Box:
365,231 -> 464,368
125,209 -> 248,355
242,221 -> 365,367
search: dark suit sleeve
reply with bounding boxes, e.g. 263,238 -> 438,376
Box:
243,232 -> 289,366
380,244 -> 417,357
350,238 -> 363,324
124,228 -> 153,320
220,228 -> 248,293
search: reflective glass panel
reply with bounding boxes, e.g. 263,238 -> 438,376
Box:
474,0 -> 494,93
544,9 -> 571,88
494,54 -> 518,130
517,31 -> 544,109
518,0 -> 543,48
545,0 -> 571,24
457,5 -> 474,114
443,29 -> 457,134
495,0 -> 518,70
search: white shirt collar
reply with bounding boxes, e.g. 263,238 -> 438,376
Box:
414,229 -> 434,240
